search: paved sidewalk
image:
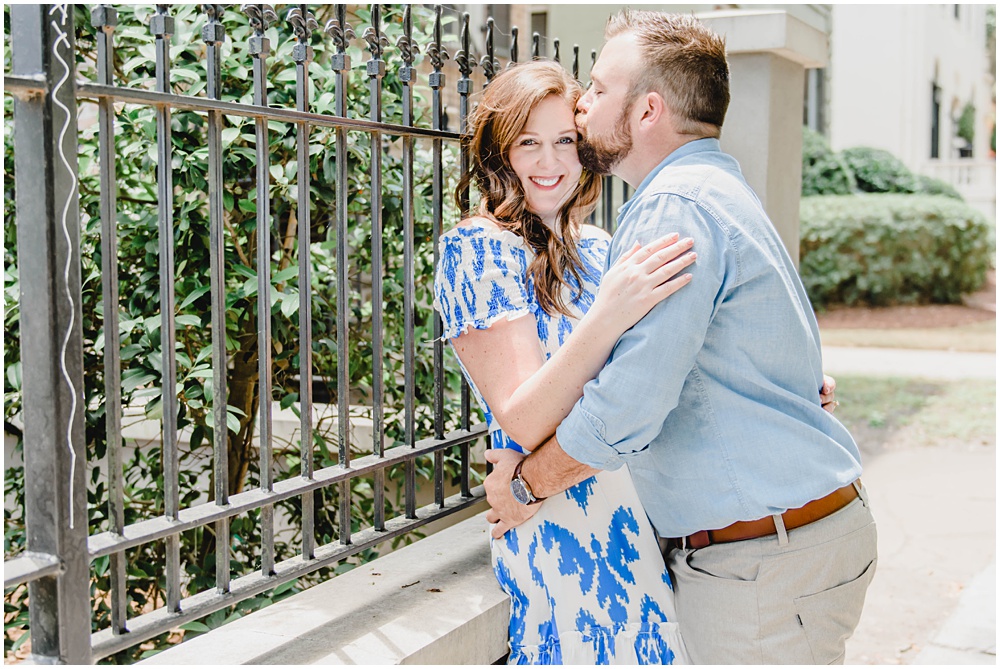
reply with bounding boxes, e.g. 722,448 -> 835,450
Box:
823,345 -> 996,664
823,345 -> 997,380
914,561 -> 996,664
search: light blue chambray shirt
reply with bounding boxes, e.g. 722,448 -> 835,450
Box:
555,138 -> 863,538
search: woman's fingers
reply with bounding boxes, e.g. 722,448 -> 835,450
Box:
640,236 -> 694,272
650,251 -> 697,283
620,233 -> 680,265
651,272 -> 694,299
614,240 -> 646,265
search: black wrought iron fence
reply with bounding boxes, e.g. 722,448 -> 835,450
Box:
2,3 -> 626,663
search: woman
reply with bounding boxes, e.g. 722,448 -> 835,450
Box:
433,61 -> 693,664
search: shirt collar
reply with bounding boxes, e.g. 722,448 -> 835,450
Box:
618,137 -> 721,218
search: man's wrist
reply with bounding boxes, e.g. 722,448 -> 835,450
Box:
510,457 -> 545,505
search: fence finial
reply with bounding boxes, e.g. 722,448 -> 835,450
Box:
426,5 -> 449,72
241,3 -> 277,34
455,12 -> 476,79
363,4 -> 390,62
553,37 -> 560,63
480,17 -> 499,82
532,32 -> 540,60
288,5 -> 317,63
324,5 -> 355,54
92,4 -> 118,31
573,44 -> 579,81
151,4 -> 175,38
396,5 -> 420,67
201,5 -> 226,45
287,6 -> 317,42
508,26 -> 518,67
324,5 -> 354,76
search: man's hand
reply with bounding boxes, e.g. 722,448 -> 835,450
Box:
484,448 -> 541,539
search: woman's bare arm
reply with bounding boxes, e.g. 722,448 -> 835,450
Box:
452,233 -> 696,450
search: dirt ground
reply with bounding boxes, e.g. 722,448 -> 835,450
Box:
815,270 -> 996,329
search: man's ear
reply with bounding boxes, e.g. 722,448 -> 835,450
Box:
637,92 -> 667,130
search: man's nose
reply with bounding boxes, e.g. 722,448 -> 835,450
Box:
577,88 -> 593,113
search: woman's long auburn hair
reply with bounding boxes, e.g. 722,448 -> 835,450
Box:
455,61 -> 603,317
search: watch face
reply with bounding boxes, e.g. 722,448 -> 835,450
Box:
510,477 -> 533,505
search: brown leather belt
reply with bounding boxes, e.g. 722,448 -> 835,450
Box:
669,480 -> 861,551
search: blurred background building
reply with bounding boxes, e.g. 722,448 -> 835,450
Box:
455,3 -> 996,220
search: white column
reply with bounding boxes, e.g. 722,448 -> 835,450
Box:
697,10 -> 829,266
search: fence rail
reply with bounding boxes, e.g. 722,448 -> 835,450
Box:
2,3 -> 617,663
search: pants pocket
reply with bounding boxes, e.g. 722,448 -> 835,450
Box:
794,557 -> 877,664
669,550 -> 761,664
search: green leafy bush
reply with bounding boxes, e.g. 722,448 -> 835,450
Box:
957,101 -> 976,145
801,127 -> 854,196
913,174 -> 964,200
800,194 -> 992,307
4,5 -> 471,662
840,147 -> 920,194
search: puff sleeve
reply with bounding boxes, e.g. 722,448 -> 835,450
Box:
433,226 -> 534,340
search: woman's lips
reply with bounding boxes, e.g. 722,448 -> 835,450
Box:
530,176 -> 563,189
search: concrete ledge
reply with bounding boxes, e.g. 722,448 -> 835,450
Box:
141,510 -> 509,665
698,10 -> 828,68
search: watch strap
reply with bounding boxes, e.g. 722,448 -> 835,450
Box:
513,459 -> 545,504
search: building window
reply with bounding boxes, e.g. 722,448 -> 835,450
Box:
930,82 -> 941,159
482,4 -> 512,58
804,68 -> 826,133
532,11 -> 548,41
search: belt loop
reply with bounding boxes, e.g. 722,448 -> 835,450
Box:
772,514 -> 789,546
680,535 -> 688,550
853,479 -> 869,508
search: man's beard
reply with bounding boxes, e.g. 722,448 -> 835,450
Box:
577,107 -> 633,176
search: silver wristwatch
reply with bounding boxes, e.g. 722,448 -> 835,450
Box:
510,459 -> 545,505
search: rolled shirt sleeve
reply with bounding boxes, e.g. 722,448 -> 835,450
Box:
556,192 -> 730,470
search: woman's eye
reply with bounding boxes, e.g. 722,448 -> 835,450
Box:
519,138 -> 536,146
557,137 -> 575,145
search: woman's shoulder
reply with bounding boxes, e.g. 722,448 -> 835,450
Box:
441,217 -> 529,249
577,223 -> 612,242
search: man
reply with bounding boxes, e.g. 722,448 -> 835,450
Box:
484,10 -> 876,665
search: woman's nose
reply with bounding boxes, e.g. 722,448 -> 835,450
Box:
537,144 -> 558,167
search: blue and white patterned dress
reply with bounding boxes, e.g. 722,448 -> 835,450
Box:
433,221 -> 688,665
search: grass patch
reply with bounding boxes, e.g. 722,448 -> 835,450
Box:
819,320 -> 995,353
907,378 -> 997,446
833,376 -> 995,455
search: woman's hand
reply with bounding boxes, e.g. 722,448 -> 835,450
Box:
821,374 -> 839,414
590,233 -> 696,336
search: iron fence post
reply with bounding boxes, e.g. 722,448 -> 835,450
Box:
201,1 -> 232,595
10,4 -> 91,664
324,4 -> 355,547
363,2 -> 388,531
289,3 -> 318,562
398,5 -> 418,520
455,11 -> 476,496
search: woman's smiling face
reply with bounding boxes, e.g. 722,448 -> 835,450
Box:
508,94 -> 583,228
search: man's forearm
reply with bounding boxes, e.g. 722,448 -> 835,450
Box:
522,433 -> 600,499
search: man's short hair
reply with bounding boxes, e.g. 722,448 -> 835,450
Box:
606,10 -> 730,137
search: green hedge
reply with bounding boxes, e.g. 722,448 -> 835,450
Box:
802,127 -> 855,196
840,147 -> 919,194
800,194 -> 993,307
912,174 -> 964,200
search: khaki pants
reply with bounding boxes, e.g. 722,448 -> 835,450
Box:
666,490 -> 877,664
